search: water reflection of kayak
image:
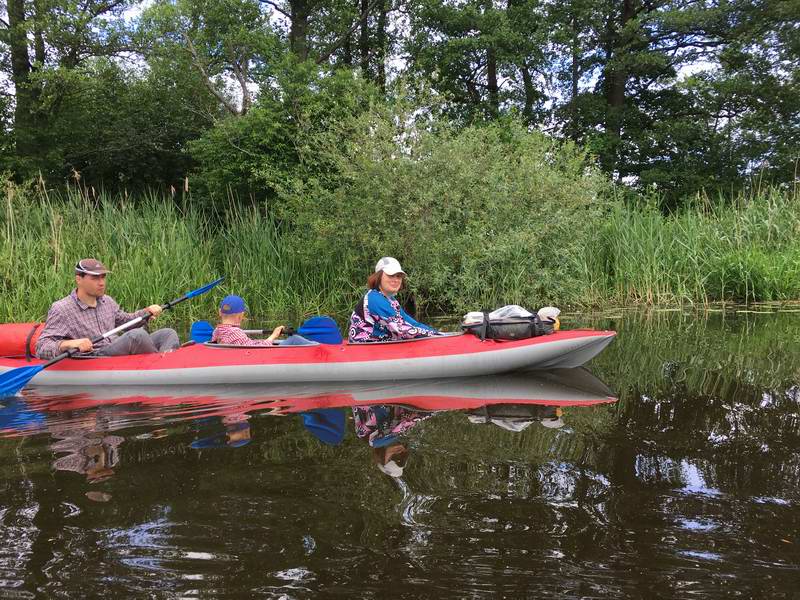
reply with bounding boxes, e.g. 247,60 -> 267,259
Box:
0,330 -> 615,386
20,368 -> 616,417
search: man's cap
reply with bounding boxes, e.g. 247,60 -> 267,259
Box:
220,295 -> 247,315
75,258 -> 111,275
375,256 -> 406,276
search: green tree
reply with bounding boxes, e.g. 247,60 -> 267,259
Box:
187,65 -> 381,206
0,0 -> 138,176
36,58 -> 219,190
139,0 -> 282,117
406,0 -> 549,124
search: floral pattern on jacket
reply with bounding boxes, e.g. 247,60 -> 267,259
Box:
348,289 -> 438,343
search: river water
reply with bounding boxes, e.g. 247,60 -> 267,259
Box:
0,309 -> 798,598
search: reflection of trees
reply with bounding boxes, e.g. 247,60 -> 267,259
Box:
583,310 -> 800,392
569,311 -> 800,497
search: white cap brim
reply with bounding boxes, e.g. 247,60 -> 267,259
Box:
377,460 -> 404,477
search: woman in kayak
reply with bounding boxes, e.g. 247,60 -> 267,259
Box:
348,257 -> 440,343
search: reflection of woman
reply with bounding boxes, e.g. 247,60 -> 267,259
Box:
352,404 -> 433,447
353,404 -> 433,479
373,444 -> 409,478
349,257 -> 439,343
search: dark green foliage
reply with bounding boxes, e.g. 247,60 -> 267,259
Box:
187,65 -> 381,208
26,60 -> 218,189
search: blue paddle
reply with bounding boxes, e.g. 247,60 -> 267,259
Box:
301,409 -> 346,445
0,277 -> 224,397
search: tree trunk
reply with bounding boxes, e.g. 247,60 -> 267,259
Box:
7,0 -> 40,162
487,46 -> 499,116
32,0 -> 46,65
520,59 -> 535,123
359,0 -> 370,77
602,0 -> 636,173
375,0 -> 387,92
289,0 -> 310,60
342,2 -> 354,67
570,9 -> 580,142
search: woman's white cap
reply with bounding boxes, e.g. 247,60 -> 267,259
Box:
375,257 -> 406,276
377,460 -> 404,477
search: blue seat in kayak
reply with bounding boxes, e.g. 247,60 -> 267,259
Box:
297,316 -> 343,345
301,409 -> 346,445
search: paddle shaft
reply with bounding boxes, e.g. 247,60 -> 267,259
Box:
190,320 -> 295,343
242,327 -> 295,336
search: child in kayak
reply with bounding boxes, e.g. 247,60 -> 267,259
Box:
211,295 -> 312,346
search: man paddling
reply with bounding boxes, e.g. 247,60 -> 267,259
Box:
35,259 -> 180,359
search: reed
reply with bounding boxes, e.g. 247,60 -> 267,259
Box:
1,185 -> 218,322
215,201 -> 355,324
0,184 -> 355,325
587,187 -> 800,306
2,181 -> 799,327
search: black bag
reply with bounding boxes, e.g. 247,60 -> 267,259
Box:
462,312 -> 554,341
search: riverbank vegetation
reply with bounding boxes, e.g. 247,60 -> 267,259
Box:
2,156 -> 798,324
1,1 -> 798,322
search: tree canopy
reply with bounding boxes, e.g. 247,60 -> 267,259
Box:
0,0 -> 797,204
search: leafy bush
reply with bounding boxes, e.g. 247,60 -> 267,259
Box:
279,111 -> 611,313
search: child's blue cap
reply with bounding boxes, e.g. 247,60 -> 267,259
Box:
220,295 -> 246,314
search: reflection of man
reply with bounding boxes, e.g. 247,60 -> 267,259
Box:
52,434 -> 124,483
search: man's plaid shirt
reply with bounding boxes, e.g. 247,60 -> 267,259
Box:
35,290 -> 149,359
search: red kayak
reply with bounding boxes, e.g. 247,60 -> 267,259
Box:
0,327 -> 615,386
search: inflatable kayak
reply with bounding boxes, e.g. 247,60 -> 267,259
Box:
0,329 -> 616,387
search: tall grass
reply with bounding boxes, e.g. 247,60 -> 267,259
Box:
2,181 -> 799,327
587,187 -> 800,305
216,202 -> 355,322
1,184 -> 216,322
0,185 -> 349,325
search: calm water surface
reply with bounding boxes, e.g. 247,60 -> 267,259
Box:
1,310 -> 799,598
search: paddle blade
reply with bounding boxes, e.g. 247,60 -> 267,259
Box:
0,365 -> 46,397
185,277 -> 224,299
190,320 -> 215,343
